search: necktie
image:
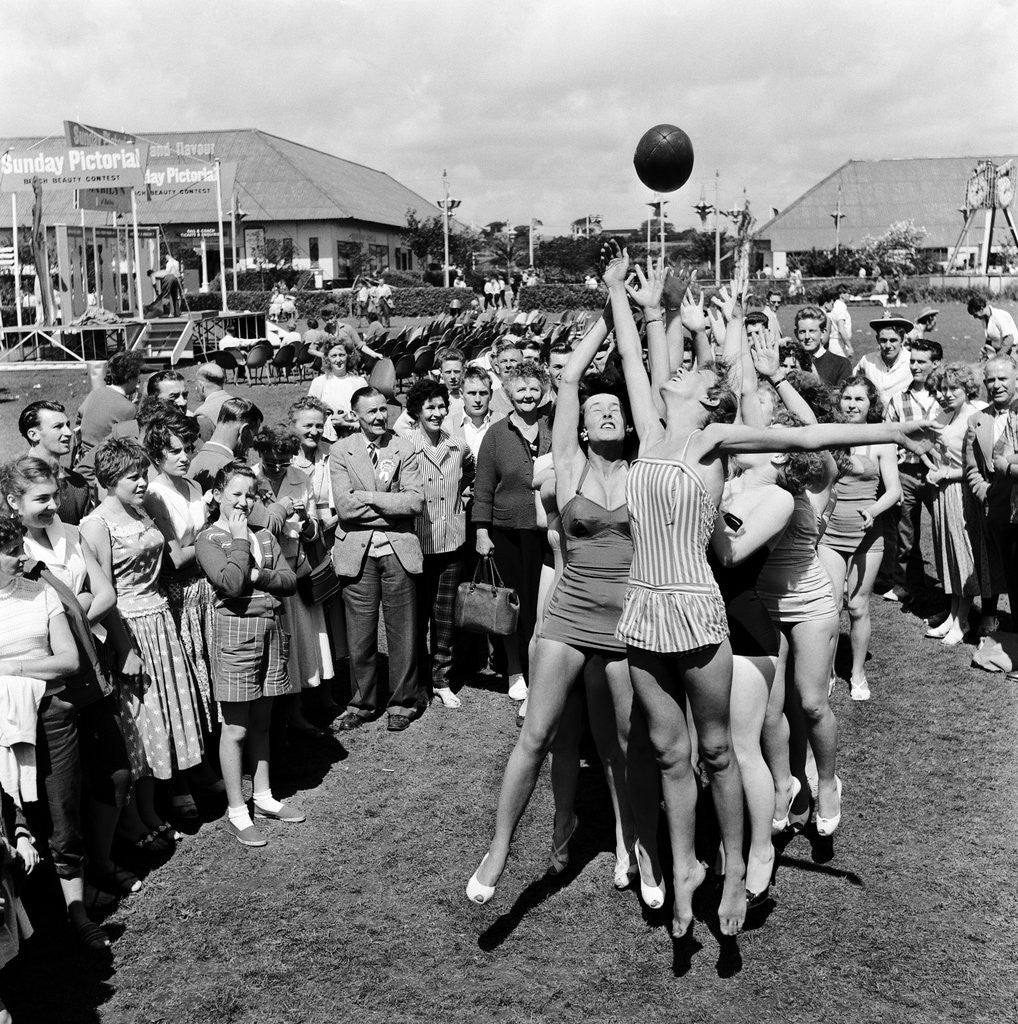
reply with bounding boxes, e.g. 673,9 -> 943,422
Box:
367,442 -> 379,472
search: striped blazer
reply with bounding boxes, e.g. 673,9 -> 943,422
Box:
408,428 -> 473,555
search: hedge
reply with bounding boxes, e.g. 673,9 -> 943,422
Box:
516,284 -> 607,312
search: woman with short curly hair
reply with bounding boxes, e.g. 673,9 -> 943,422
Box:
924,362 -> 986,645
308,337 -> 368,441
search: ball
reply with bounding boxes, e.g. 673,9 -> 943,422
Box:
633,124 -> 694,193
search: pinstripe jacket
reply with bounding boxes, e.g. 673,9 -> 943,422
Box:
407,428 -> 473,555
328,430 -> 425,577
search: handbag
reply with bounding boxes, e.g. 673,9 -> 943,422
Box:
296,535 -> 342,605
454,556 -> 519,636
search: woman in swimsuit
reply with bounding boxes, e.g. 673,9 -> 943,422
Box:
606,244 -> 933,939
467,306 -> 659,905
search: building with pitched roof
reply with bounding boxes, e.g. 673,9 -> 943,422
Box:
755,156 -> 1018,275
0,128 -> 442,286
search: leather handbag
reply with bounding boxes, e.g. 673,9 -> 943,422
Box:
454,556 -> 519,636
296,535 -> 343,605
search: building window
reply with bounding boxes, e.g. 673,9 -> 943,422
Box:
308,236 -> 319,266
395,247 -> 412,271
367,244 -> 389,273
335,241 -> 360,285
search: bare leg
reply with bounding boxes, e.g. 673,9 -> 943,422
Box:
846,546 -> 882,685
763,630 -> 794,822
474,639 -> 586,887
730,655 -> 776,896
682,641 -> 746,936
549,684 -> 584,851
248,696 -> 274,796
584,656 -> 635,871
219,701 -> 251,810
787,617 -> 840,823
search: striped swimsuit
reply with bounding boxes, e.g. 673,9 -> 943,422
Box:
616,441 -> 729,654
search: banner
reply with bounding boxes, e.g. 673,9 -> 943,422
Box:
75,187 -> 133,213
65,121 -> 138,211
0,143 -> 149,192
142,160 -> 237,204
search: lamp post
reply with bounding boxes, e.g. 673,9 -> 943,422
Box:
714,171 -> 722,286
830,184 -> 844,275
435,169 -> 461,287
646,199 -> 668,262
506,228 -> 517,272
528,218 -> 542,268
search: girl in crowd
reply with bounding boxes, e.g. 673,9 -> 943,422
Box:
468,305 -> 658,905
142,414 -> 221,812
252,425 -> 333,736
4,457 -> 137,899
406,379 -> 471,710
0,513 -> 107,951
818,376 -> 901,698
196,461 -> 303,848
473,362 -> 553,703
924,363 -> 985,645
308,337 -> 368,442
604,245 -> 931,938
80,439 -> 206,853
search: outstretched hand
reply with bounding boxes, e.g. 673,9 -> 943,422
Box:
600,239 -> 629,288
711,284 -> 736,321
679,287 -> 707,333
897,420 -> 938,457
625,258 -> 668,310
751,332 -> 781,378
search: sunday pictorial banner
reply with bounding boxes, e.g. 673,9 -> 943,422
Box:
65,120 -> 139,211
0,143 -> 149,192
141,160 -> 237,205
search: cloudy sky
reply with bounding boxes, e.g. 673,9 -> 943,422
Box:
4,0 -> 1015,236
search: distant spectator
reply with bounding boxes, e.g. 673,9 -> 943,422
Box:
967,295 -> 1017,359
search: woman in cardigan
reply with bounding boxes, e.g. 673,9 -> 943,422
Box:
472,362 -> 552,703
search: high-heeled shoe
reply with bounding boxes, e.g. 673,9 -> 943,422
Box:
466,854 -> 496,905
786,790 -> 812,835
547,815 -> 578,875
745,845 -> 775,908
771,777 -> 802,833
613,849 -> 639,890
634,840 -> 665,909
815,775 -> 843,837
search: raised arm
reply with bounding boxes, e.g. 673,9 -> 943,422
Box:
601,242 -> 661,443
750,334 -> 820,426
625,258 -> 669,418
705,418 -> 934,456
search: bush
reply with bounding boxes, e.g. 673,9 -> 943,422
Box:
516,284 -> 606,312
378,269 -> 424,288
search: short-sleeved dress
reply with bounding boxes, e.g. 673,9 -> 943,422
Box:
616,455 -> 729,654
145,476 -> 215,725
81,507 -> 204,780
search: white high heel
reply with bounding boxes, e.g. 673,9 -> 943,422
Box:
466,854 -> 496,904
815,775 -> 843,837
613,848 -> 639,890
634,840 -> 665,909
771,776 -> 802,833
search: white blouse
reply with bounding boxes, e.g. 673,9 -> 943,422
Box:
23,519 -> 89,596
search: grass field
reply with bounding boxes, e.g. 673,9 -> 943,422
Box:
0,301 -> 1016,1023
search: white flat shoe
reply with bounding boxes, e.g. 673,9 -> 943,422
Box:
466,854 -> 496,905
815,775 -> 843,837
433,687 -> 462,709
925,620 -> 951,639
634,840 -> 665,909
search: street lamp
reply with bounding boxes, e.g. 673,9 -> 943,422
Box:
529,218 -> 542,268
436,168 -> 461,287
646,199 -> 668,262
830,184 -> 845,275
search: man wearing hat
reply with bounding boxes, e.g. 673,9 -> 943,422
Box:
908,308 -> 939,344
854,312 -> 915,406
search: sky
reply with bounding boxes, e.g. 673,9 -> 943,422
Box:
4,0 -> 1016,238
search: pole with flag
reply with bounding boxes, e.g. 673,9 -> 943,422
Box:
214,159 -> 228,314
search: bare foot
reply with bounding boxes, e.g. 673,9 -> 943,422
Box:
672,859 -> 707,936
718,862 -> 747,936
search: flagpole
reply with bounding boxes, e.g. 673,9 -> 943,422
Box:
214,159 -> 228,313
11,194 -> 22,327
230,192 -> 239,291
130,189 -> 144,314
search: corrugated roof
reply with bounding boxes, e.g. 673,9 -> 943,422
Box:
0,128 -> 441,228
755,157 -> 1018,252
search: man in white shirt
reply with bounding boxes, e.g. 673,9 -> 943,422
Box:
448,366 -> 494,460
967,296 -> 1017,358
820,286 -> 853,359
854,314 -> 914,406
373,277 -> 394,327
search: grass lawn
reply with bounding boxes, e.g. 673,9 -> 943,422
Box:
0,301 -> 1015,1023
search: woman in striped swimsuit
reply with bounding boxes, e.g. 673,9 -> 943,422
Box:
606,245 -> 934,940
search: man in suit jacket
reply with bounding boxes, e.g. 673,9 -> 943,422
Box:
331,386 -> 426,732
963,356 -> 1018,631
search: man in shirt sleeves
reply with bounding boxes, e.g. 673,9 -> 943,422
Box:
330,387 -> 426,733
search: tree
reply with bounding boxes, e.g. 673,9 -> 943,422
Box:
857,220 -> 935,276
482,233 -> 523,272
532,235 -> 602,280
402,209 -> 447,265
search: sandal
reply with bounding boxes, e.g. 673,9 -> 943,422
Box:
89,864 -> 143,896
